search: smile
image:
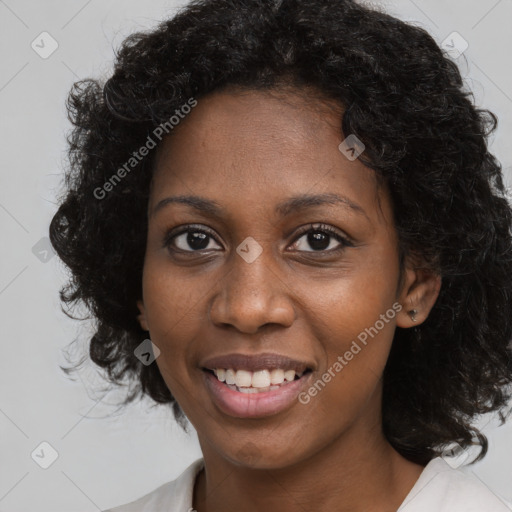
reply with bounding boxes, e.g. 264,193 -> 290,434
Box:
202,367 -> 313,418
210,367 -> 307,392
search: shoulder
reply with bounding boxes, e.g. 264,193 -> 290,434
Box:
102,458 -> 204,512
399,457 -> 512,512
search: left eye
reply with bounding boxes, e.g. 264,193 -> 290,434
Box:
290,224 -> 351,252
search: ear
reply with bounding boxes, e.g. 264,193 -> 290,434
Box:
136,299 -> 149,331
396,260 -> 441,328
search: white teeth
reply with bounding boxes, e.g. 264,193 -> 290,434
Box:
237,387 -> 259,394
270,369 -> 285,385
252,370 -> 271,388
235,369 -> 253,388
284,370 -> 296,382
211,367 -> 306,389
225,369 -> 236,385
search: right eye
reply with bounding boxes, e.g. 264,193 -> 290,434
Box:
163,224 -> 223,253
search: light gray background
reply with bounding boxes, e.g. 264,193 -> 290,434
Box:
0,0 -> 511,511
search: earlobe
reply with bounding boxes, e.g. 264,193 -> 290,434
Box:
396,266 -> 441,328
136,299 -> 149,331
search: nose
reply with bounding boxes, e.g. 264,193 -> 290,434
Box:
208,247 -> 296,334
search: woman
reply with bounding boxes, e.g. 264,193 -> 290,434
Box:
49,0 -> 512,510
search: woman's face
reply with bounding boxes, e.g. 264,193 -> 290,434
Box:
137,87 -> 438,469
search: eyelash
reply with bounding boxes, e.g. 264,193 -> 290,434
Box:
162,223 -> 353,255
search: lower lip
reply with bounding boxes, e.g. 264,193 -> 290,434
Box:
203,370 -> 313,419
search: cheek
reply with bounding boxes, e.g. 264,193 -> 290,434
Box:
298,247 -> 400,399
301,245 -> 400,345
141,264 -> 206,383
143,261 -> 204,331
298,296 -> 397,438
307,288 -> 397,398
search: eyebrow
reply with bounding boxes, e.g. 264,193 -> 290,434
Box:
151,192 -> 368,220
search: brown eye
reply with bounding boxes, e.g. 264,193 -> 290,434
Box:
290,224 -> 353,253
163,225 -> 222,252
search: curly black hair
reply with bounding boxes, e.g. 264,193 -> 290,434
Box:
49,0 -> 512,466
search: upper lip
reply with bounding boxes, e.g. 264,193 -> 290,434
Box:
201,352 -> 314,374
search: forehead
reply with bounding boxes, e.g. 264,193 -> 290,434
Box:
154,86 -> 345,168
150,87 -> 389,225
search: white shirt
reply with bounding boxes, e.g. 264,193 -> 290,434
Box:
103,457 -> 512,511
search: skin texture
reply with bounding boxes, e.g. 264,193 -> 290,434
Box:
136,87 -> 441,512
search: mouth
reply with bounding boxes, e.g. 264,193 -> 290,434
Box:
202,367 -> 312,393
200,354 -> 314,418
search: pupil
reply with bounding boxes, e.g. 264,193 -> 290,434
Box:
188,232 -> 209,250
309,232 -> 329,251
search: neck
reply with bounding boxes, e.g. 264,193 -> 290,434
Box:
193,411 -> 425,512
